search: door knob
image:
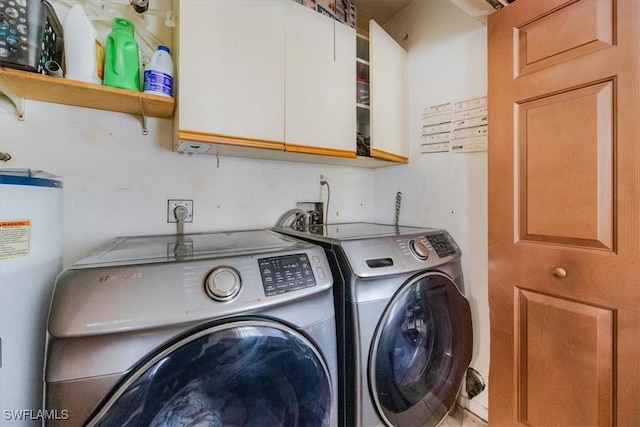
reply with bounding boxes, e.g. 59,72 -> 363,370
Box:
552,267 -> 567,278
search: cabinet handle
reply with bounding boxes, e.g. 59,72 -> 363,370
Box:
552,267 -> 567,279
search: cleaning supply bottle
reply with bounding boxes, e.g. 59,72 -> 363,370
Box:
62,4 -> 103,84
143,45 -> 173,97
103,18 -> 140,91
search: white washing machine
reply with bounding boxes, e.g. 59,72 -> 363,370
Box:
44,230 -> 338,427
274,220 -> 473,427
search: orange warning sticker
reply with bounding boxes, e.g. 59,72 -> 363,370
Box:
0,220 -> 31,260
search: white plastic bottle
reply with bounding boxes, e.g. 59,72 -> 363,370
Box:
62,4 -> 103,84
143,45 -> 174,97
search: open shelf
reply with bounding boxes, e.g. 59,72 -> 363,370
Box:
0,66 -> 174,119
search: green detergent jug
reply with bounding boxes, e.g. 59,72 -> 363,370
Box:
103,18 -> 140,91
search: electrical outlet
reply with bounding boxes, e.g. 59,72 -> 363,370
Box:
317,172 -> 327,188
167,200 -> 193,223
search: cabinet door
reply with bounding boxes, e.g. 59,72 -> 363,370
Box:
285,3 -> 357,158
369,20 -> 408,162
177,0 -> 286,145
488,0 -> 640,425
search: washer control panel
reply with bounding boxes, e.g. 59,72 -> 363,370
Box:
258,253 -> 316,297
426,232 -> 457,258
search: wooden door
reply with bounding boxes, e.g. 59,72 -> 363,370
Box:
488,0 -> 640,425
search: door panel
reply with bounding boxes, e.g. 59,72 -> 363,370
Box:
515,288 -> 614,426
369,20 -> 408,161
177,0 -> 286,142
517,80 -> 614,250
488,0 -> 640,425
285,2 -> 356,156
516,0 -> 614,76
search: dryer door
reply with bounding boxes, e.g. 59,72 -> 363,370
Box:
369,272 -> 473,427
85,317 -> 332,427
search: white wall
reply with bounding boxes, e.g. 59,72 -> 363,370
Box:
375,0 -> 489,420
0,102 -> 374,266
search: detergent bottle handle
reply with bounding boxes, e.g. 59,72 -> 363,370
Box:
113,31 -> 128,76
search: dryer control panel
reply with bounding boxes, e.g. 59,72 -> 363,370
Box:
425,232 -> 457,258
339,230 -> 461,278
258,253 -> 317,297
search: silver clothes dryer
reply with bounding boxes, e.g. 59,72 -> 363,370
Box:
274,221 -> 473,427
44,230 -> 338,427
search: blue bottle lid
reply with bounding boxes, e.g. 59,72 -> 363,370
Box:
158,45 -> 170,54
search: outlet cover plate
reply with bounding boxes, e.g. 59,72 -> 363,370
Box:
167,200 -> 193,223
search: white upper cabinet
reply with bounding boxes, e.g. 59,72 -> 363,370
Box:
285,3 -> 356,157
176,0 -> 286,145
174,1 -> 405,167
369,20 -> 409,162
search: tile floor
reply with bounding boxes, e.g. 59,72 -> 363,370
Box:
440,405 -> 488,427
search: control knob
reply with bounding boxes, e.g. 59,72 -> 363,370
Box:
409,239 -> 430,260
205,267 -> 241,301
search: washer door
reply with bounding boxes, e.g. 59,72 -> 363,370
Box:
369,272 -> 473,427
86,318 -> 332,427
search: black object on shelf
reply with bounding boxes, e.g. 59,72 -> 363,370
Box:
132,0 -> 149,14
0,0 -> 64,74
357,132 -> 370,157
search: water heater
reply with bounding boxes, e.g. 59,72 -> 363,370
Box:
0,169 -> 62,426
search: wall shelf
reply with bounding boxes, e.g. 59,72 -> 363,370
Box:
0,67 -> 174,134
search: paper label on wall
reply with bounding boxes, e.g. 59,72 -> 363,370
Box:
421,103 -> 453,153
0,220 -> 31,260
420,96 -> 488,153
450,136 -> 488,153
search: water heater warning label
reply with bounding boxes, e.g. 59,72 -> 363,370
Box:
0,220 -> 30,260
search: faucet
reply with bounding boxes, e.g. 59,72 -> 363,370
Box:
275,208 -> 311,230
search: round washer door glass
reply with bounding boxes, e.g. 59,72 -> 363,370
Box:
370,272 -> 473,427
87,319 -> 332,427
